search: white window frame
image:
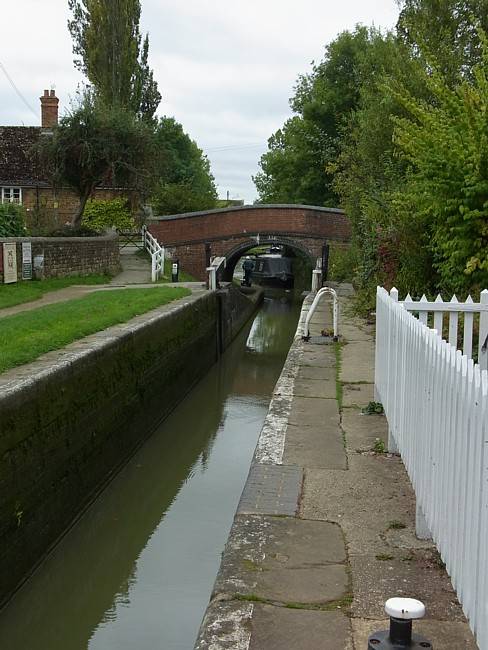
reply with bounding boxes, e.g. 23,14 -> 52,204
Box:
1,187 -> 22,205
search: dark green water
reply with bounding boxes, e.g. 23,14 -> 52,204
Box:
0,292 -> 301,650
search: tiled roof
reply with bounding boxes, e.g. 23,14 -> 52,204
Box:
0,127 -> 49,187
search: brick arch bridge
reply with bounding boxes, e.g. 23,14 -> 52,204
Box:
147,204 -> 351,281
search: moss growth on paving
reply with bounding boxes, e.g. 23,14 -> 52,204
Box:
0,275 -> 111,310
0,286 -> 191,374
233,593 -> 354,612
334,341 -> 343,410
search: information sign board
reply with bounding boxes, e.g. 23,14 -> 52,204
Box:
22,242 -> 33,280
3,243 -> 17,284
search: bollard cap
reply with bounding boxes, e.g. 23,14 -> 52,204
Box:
385,597 -> 425,620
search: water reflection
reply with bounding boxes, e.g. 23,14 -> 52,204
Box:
0,291 -> 301,650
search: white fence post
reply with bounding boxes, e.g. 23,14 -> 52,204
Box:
478,290 -> 488,370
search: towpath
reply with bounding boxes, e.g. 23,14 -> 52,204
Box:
196,283 -> 477,649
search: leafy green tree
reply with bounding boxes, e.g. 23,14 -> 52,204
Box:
39,92 -> 157,228
390,35 -> 488,294
397,1 -> 488,83
151,117 -> 217,215
254,27 -> 381,206
332,33 -> 434,298
68,0 -> 161,120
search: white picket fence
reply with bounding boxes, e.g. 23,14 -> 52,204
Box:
394,288 -> 488,368
142,225 -> 165,282
375,286 -> 488,649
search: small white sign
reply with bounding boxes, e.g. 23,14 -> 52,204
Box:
3,243 -> 17,284
22,242 -> 33,280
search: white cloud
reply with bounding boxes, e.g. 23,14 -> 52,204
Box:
0,0 -> 399,202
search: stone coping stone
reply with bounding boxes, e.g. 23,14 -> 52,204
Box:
212,515 -> 348,606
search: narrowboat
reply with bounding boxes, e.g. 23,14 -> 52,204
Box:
251,255 -> 294,288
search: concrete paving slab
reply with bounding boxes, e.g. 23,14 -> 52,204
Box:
301,454 -> 418,557
340,342 -> 375,383
213,515 -> 348,605
341,409 -> 387,452
283,424 -> 346,470
288,396 -> 339,428
297,365 -> 336,381
300,348 -> 336,367
293,378 -> 337,399
349,552 -> 468,621
339,320 -> 375,343
352,617 -> 478,649
342,383 -> 374,408
249,605 -> 352,650
258,564 -> 348,604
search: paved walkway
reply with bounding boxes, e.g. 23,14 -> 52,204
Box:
110,245 -> 152,285
196,283 -> 477,649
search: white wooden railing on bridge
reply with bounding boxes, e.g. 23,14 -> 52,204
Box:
142,225 -> 165,282
375,286 -> 488,649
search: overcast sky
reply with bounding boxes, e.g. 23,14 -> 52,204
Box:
0,0 -> 399,203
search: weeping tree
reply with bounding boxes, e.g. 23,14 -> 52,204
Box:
68,0 -> 161,120
39,91 -> 157,228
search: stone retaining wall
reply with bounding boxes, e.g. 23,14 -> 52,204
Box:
0,284 -> 261,604
0,234 -> 120,281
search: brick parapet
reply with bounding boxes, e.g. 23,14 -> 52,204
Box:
149,205 -> 351,246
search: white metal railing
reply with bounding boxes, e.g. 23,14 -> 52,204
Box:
142,225 -> 165,282
392,287 -> 488,369
207,256 -> 226,291
303,286 -> 338,339
375,286 -> 488,648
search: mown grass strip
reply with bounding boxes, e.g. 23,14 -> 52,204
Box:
0,275 -> 111,310
0,287 -> 191,374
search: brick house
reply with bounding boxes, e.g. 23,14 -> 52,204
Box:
0,90 -> 130,231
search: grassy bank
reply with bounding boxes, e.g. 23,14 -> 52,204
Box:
0,275 -> 111,310
0,286 -> 191,374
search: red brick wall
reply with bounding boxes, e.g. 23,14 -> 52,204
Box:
22,187 -> 134,232
148,206 -> 351,280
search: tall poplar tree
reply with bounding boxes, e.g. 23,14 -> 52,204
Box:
68,0 -> 161,120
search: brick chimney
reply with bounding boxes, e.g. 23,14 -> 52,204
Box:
40,89 -> 59,128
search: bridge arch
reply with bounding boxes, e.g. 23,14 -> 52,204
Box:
220,235 -> 315,281
147,204 -> 351,281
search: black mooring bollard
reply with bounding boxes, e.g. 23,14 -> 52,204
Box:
367,598 -> 433,649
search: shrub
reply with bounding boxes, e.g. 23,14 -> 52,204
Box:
0,203 -> 26,237
328,244 -> 356,282
81,198 -> 135,232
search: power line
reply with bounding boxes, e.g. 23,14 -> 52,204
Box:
0,59 -> 38,120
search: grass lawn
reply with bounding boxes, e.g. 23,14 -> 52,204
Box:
0,286 -> 191,374
0,275 -> 111,310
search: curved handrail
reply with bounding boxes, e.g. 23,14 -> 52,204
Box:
303,287 -> 339,340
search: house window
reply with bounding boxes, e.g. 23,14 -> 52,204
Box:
1,187 -> 22,204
